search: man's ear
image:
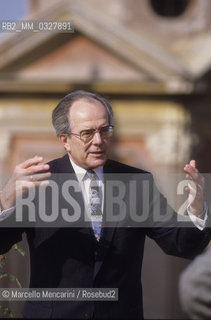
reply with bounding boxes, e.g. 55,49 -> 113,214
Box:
59,134 -> 71,152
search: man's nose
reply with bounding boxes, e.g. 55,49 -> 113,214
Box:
92,131 -> 102,144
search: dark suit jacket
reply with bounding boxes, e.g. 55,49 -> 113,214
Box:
0,154 -> 210,319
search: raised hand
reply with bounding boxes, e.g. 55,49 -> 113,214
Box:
184,160 -> 205,216
0,156 -> 51,210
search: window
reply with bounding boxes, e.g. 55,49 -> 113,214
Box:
150,0 -> 190,17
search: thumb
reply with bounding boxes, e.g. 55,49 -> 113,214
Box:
189,160 -> 196,168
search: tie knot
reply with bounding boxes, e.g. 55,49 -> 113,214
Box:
87,170 -> 99,181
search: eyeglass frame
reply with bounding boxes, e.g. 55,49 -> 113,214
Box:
66,125 -> 114,143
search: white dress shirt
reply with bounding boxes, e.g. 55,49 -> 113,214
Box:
69,157 -> 104,215
0,193 -> 15,222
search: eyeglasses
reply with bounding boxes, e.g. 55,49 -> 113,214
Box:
68,125 -> 114,143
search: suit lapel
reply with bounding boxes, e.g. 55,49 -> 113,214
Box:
33,154 -> 91,248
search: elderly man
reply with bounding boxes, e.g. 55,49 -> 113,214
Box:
0,90 -> 210,319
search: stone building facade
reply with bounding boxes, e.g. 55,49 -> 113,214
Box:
0,0 -> 211,318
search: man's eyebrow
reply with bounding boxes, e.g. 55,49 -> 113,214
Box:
80,128 -> 95,132
80,124 -> 109,131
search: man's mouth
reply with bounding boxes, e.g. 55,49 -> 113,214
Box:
89,151 -> 104,156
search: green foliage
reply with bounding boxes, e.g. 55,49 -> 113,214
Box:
0,255 -> 6,269
13,244 -> 26,257
0,305 -> 13,318
0,244 -> 26,318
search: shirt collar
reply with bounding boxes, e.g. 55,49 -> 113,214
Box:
68,156 -> 104,183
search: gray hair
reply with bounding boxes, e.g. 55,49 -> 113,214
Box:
52,90 -> 114,137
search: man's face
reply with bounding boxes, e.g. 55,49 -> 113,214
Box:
60,98 -> 111,169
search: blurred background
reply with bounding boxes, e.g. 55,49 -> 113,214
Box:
0,0 -> 211,318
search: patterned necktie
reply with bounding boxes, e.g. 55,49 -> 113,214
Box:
87,170 -> 103,241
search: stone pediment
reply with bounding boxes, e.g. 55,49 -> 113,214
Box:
0,0 -> 210,93
16,36 -> 144,81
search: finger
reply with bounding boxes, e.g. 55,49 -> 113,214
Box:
26,172 -> 51,182
185,173 -> 204,191
185,182 -> 197,194
184,166 -> 199,181
184,169 -> 198,181
20,156 -> 43,169
184,164 -> 199,174
189,172 -> 204,188
185,174 -> 192,180
25,164 -> 50,175
184,186 -> 190,193
188,180 -> 197,192
189,159 -> 196,168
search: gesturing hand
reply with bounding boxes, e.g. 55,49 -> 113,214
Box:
184,160 -> 205,216
0,156 -> 51,210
